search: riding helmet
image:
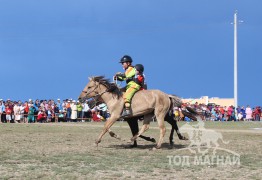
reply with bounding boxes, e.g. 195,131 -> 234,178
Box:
135,64 -> 144,73
119,55 -> 133,63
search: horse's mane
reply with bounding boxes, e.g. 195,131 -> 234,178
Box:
92,76 -> 121,98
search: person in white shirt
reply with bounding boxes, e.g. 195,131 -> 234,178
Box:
13,102 -> 21,123
71,100 -> 78,121
0,100 -> 4,123
237,112 -> 243,121
97,103 -> 108,119
82,100 -> 91,119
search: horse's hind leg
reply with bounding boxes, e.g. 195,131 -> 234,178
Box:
127,118 -> 139,147
127,118 -> 156,146
165,114 -> 187,147
172,118 -> 188,140
139,135 -> 156,143
165,114 -> 175,146
131,124 -> 149,141
130,114 -> 154,142
153,112 -> 166,149
156,122 -> 166,149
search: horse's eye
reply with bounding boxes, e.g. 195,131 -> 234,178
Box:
87,87 -> 92,89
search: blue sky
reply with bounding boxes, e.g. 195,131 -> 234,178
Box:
0,0 -> 261,107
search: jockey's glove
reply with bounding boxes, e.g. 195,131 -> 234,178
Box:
116,73 -> 126,79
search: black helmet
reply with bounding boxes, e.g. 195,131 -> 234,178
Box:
135,64 -> 144,73
119,55 -> 133,63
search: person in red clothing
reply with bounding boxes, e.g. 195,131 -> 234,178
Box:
254,106 -> 261,121
227,106 -> 233,121
91,110 -> 101,122
134,64 -> 146,90
23,101 -> 29,123
219,106 -> 225,120
5,105 -> 12,123
37,109 -> 47,123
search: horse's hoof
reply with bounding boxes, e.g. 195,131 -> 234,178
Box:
155,145 -> 161,149
109,131 -> 116,137
179,136 -> 188,140
182,137 -> 188,140
95,140 -> 101,145
169,142 -> 174,149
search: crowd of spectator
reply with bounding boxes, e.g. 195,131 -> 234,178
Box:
0,98 -> 110,123
0,99 -> 261,123
174,102 -> 261,122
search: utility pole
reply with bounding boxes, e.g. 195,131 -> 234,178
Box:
234,10 -> 238,109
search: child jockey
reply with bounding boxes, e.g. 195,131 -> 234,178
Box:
114,55 -> 143,117
134,64 -> 145,90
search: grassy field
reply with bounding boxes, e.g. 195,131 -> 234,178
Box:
0,121 -> 261,179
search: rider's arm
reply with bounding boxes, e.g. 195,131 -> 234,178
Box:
115,73 -> 126,81
124,67 -> 136,82
125,67 -> 136,79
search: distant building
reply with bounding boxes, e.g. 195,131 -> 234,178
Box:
182,96 -> 234,107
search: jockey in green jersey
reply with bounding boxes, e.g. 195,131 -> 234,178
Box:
114,55 -> 141,117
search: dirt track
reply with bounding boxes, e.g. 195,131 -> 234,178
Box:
0,121 -> 261,179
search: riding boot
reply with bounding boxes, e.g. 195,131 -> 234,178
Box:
121,108 -> 131,117
121,103 -> 132,117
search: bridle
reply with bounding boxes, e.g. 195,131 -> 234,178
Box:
81,82 -> 109,102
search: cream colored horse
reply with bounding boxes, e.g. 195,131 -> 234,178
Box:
78,76 -> 171,148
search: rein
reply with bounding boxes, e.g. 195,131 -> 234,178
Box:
82,82 -> 109,102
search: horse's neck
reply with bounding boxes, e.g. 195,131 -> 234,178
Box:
99,85 -> 122,106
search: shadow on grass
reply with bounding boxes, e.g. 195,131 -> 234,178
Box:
106,143 -> 187,150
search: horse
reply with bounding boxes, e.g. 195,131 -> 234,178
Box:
89,98 -> 189,148
79,76 -> 175,148
79,76 -> 198,149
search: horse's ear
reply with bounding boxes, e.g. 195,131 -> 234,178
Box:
88,77 -> 92,81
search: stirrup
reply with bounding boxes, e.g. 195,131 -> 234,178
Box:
121,109 -> 131,118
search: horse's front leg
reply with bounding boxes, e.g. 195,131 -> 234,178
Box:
130,114 -> 153,141
95,116 -> 119,145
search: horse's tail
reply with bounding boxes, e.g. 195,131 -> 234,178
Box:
182,110 -> 198,121
168,94 -> 199,121
185,106 -> 198,115
168,94 -> 182,108
168,94 -> 182,116
184,106 -> 200,121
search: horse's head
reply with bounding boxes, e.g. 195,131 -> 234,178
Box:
78,76 -> 119,102
78,77 -> 100,102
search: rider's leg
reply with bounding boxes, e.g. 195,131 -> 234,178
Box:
122,85 -> 139,117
